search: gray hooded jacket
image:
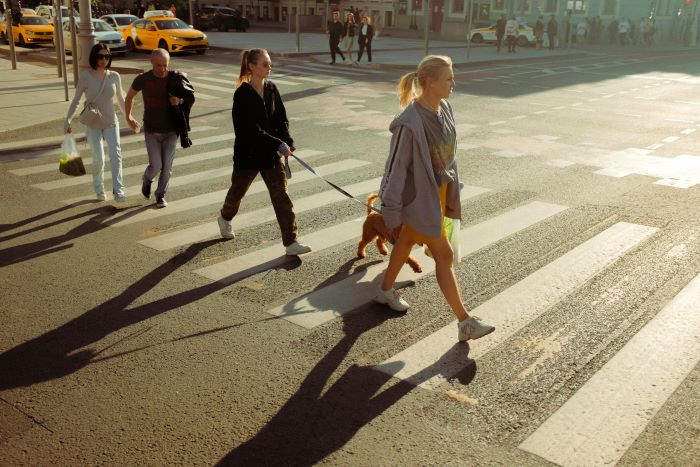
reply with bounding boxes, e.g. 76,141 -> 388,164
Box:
379,100 -> 461,238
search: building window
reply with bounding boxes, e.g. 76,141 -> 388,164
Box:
453,0 -> 464,14
543,0 -> 557,13
415,0 -> 424,11
516,0 -> 530,13
399,0 -> 407,15
567,0 -> 587,13
602,0 -> 617,16
493,0 -> 505,11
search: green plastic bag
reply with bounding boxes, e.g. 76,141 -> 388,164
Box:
58,134 -> 86,177
423,217 -> 461,267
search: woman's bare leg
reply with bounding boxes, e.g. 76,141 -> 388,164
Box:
380,228 -> 415,291
426,238 -> 468,321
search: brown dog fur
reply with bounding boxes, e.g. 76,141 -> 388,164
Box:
357,194 -> 422,273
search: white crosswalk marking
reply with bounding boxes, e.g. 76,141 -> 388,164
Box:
190,81 -> 235,94
11,127 -> 221,176
519,272 -> 700,466
198,75 -> 301,87
106,153 -> 346,227
284,64 -> 366,77
137,177 -> 382,250
374,222 -> 658,390
265,201 -> 567,330
194,185 -> 492,284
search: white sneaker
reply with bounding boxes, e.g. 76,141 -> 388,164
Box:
457,316 -> 495,342
96,192 -> 106,201
217,214 -> 234,239
374,286 -> 409,311
285,241 -> 312,256
114,193 -> 126,203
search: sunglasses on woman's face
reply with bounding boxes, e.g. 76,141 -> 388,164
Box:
97,54 -> 111,59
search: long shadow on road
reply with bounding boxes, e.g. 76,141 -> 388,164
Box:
0,239 -> 225,391
218,307 -> 475,466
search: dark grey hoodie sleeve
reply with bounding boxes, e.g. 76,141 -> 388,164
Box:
379,126 -> 414,230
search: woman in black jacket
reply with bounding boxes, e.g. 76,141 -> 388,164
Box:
217,48 -> 312,256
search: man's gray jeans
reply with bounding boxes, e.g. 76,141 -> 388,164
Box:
143,131 -> 178,198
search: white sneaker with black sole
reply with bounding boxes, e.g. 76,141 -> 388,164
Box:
156,197 -> 167,208
285,241 -> 312,256
217,214 -> 235,239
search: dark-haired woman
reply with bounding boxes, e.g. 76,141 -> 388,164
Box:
217,48 -> 312,256
64,43 -> 137,202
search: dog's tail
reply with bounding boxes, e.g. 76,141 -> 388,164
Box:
366,193 -> 379,215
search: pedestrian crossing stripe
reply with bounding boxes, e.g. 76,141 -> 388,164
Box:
10,127 -> 220,176
137,177 -> 382,250
197,75 -> 302,87
60,148 -> 234,204
374,221 -> 658,390
284,64 -> 367,78
519,270 -> 700,466
264,201 -> 568,330
105,151 -> 340,227
193,185 -> 492,285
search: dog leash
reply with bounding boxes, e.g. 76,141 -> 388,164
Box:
289,153 -> 382,214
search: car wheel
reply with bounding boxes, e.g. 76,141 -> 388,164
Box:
517,35 -> 528,47
471,33 -> 483,44
158,39 -> 168,51
196,49 -> 206,55
18,34 -> 25,47
126,37 -> 135,52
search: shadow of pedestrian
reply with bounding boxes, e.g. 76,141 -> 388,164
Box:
0,200 -> 95,239
217,310 -> 475,466
0,204 -> 140,267
0,239 -> 226,390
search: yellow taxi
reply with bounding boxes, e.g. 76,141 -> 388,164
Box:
122,11 -> 208,55
0,13 -> 54,47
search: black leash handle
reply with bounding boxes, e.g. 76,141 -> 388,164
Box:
289,153 -> 381,214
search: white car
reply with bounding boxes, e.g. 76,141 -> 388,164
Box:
469,22 -> 548,47
100,14 -> 138,31
143,10 -> 174,19
35,4 -> 78,20
61,18 -> 126,55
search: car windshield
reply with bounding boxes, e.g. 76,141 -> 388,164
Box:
155,19 -> 189,30
93,20 -> 115,32
21,16 -> 50,25
115,16 -> 137,25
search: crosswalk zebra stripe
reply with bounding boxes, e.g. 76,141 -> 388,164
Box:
519,271 -> 700,466
30,134 -> 232,189
198,75 -> 301,87
106,153 -> 346,228
374,222 -> 658,390
58,148 -> 233,202
284,64 -> 366,77
193,185 -> 492,285
190,81 -> 235,94
137,177 -> 382,250
265,201 -> 568,330
10,127 -> 220,176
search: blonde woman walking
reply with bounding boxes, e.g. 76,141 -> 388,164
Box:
342,12 -> 356,63
374,55 -> 495,342
217,48 -> 311,256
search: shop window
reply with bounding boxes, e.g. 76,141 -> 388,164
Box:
567,0 -> 587,13
493,0 -> 505,11
453,0 -> 464,14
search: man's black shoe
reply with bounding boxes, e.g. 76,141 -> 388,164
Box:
142,180 -> 152,199
329,61 -> 335,64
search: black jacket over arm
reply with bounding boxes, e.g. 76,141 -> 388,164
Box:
232,80 -> 294,170
167,70 -> 195,148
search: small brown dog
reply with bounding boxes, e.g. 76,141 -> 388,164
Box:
357,194 -> 422,273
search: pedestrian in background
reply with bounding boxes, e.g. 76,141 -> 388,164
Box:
534,15 -> 544,49
618,17 -> 630,46
217,48 -> 312,256
343,12 -> 357,63
64,43 -> 133,202
375,55 -> 495,342
547,15 -> 558,50
505,15 -> 518,53
357,15 -> 374,63
125,49 -> 192,208
495,15 -> 506,52
327,10 -> 345,64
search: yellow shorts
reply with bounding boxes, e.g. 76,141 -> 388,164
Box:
401,184 -> 447,245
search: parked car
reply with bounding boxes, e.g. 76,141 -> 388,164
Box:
100,13 -> 138,31
469,22 -> 545,47
194,6 -> 248,32
35,4 -> 78,20
61,18 -> 126,55
122,14 -> 208,54
0,13 -> 54,47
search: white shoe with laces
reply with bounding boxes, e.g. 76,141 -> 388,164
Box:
217,214 -> 234,239
285,241 -> 312,256
457,316 -> 495,341
374,286 -> 409,311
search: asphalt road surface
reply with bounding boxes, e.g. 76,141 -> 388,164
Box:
1,49 -> 699,465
